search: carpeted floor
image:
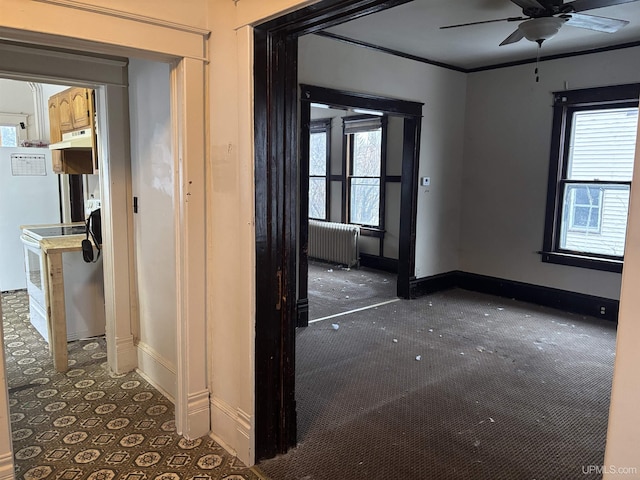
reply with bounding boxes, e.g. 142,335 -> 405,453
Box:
307,261 -> 397,321
257,267 -> 616,480
1,289 -> 261,480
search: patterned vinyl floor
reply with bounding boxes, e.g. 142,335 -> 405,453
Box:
1,290 -> 262,480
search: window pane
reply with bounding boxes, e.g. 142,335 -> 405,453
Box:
559,183 -> 629,257
0,125 -> 18,147
567,108 -> 638,181
352,129 -> 381,177
350,178 -> 380,226
309,132 -> 327,176
309,177 -> 326,220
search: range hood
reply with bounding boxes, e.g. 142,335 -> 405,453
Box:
49,129 -> 92,150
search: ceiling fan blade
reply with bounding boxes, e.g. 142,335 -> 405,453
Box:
440,16 -> 525,29
510,0 -> 545,9
565,12 -> 629,32
568,0 -> 640,12
499,28 -> 526,45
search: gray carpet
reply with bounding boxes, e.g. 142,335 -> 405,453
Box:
1,289 -> 262,480
258,278 -> 616,480
307,261 -> 397,320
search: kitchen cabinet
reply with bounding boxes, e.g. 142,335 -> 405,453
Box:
70,87 -> 92,130
48,87 -> 97,175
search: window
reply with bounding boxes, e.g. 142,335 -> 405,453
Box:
0,125 -> 18,147
344,115 -> 386,228
542,84 -> 640,272
309,119 -> 330,220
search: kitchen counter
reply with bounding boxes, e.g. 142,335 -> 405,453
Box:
40,235 -> 85,254
22,227 -> 100,373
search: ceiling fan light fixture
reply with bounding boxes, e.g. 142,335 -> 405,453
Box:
518,17 -> 566,43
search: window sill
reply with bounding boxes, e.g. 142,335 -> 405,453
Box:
359,226 -> 385,238
540,251 -> 622,273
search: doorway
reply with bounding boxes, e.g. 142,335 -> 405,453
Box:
297,84 -> 422,328
0,30 -> 209,473
253,0 -> 416,460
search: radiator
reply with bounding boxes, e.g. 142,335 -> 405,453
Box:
308,220 -> 360,267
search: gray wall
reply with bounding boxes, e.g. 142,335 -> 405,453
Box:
128,58 -> 177,397
300,34 -> 467,276
460,46 -> 640,300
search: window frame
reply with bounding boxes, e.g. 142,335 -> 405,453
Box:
542,83 -> 640,273
342,114 -> 387,231
308,118 -> 331,221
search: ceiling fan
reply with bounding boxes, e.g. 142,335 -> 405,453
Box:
441,0 -> 639,46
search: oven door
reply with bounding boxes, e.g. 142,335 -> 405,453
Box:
21,234 -> 47,310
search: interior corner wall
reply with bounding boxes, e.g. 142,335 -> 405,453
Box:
128,57 -> 177,399
298,34 -> 467,277
460,46 -> 640,299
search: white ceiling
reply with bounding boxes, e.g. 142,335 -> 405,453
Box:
324,0 -> 640,70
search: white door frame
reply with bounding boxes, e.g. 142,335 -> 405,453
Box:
0,15 -> 210,475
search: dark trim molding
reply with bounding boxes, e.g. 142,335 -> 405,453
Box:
254,0 -> 413,461
314,31 -> 467,73
360,253 -> 398,273
457,272 -> 619,322
301,84 -> 423,117
410,271 -> 619,322
296,298 -> 309,328
468,40 -> 640,73
314,30 -> 640,75
540,251 -> 623,274
409,271 -> 458,297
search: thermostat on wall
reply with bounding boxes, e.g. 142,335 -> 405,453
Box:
421,177 -> 431,187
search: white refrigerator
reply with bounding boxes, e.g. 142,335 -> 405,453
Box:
0,147 -> 61,291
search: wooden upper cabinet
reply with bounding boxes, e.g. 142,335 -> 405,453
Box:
47,87 -> 97,175
48,96 -> 64,174
57,93 -> 73,132
70,87 -> 91,130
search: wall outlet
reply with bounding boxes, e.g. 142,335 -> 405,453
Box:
421,177 -> 431,187
600,306 -> 606,315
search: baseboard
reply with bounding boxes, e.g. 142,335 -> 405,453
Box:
0,452 -> 14,480
457,272 -> 619,322
112,334 -> 137,374
359,254 -> 398,273
136,341 -> 176,402
296,298 -> 309,328
210,396 -> 254,466
410,270 -> 619,322
409,271 -> 459,297
178,390 -> 210,440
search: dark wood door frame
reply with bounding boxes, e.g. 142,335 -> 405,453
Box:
253,0 -> 413,461
297,84 -> 423,328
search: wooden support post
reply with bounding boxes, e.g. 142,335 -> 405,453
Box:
46,251 -> 68,372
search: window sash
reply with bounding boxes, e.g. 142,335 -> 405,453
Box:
308,119 -> 330,221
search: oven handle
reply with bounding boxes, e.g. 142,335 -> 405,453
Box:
20,234 -> 41,249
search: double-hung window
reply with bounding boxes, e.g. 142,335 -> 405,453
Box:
308,119 -> 330,220
542,84 -> 640,272
344,115 -> 386,229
